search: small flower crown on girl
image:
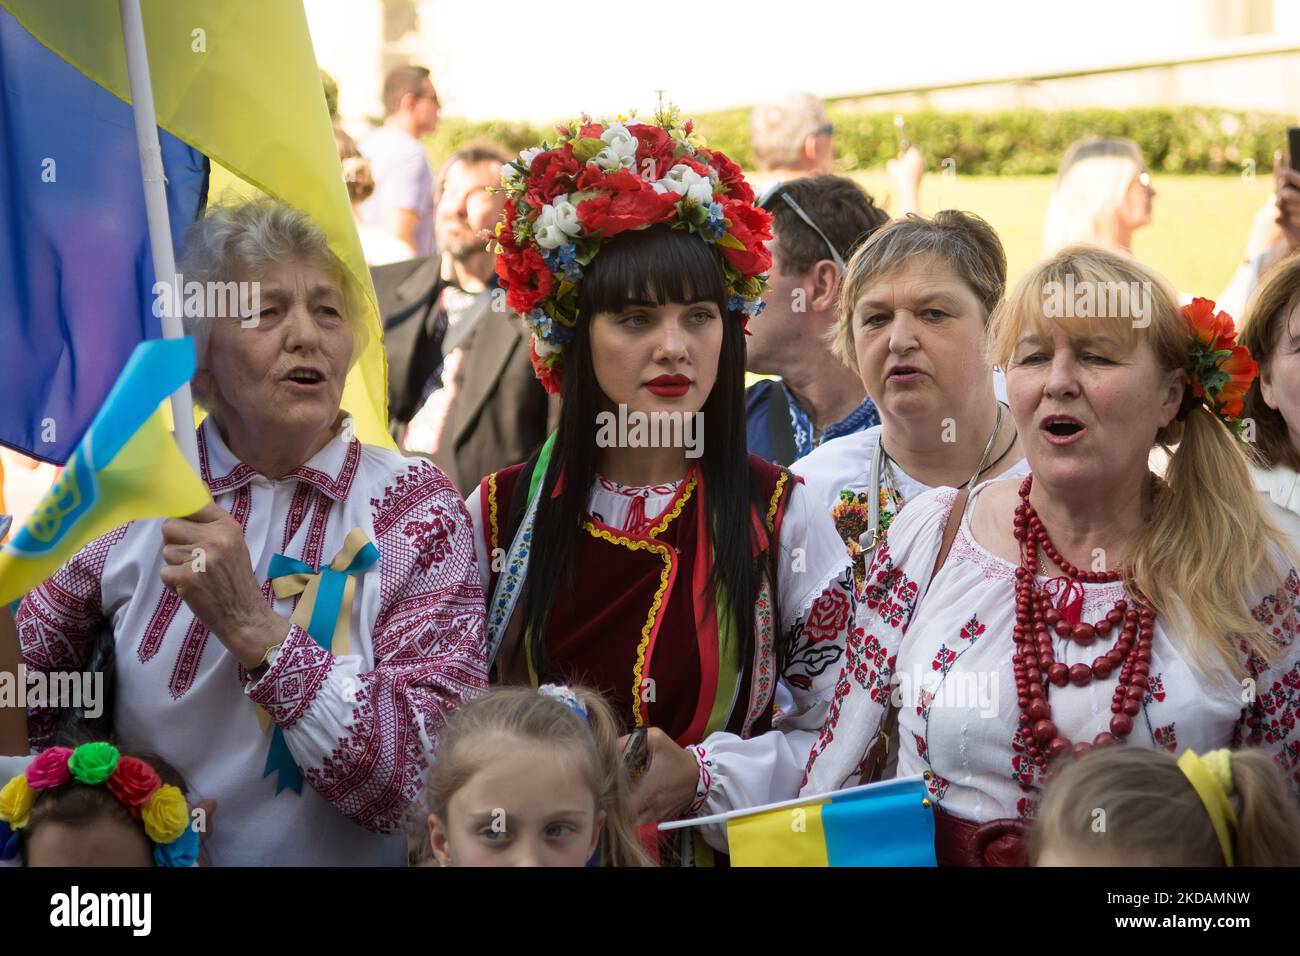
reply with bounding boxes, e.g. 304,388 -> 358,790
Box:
492,103 -> 774,395
1179,297 -> 1259,440
0,742 -> 198,867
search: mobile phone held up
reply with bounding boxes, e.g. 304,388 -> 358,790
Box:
1289,127 -> 1300,172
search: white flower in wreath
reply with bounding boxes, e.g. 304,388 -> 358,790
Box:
519,146 -> 543,169
533,334 -> 561,357
533,195 -> 583,249
503,146 -> 545,185
653,163 -> 715,206
592,122 -> 639,171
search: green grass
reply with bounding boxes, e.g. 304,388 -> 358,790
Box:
847,172 -> 1273,297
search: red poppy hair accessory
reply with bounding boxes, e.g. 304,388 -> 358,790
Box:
1178,297 -> 1259,440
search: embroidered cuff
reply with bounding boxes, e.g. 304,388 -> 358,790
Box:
245,624 -> 335,729
686,743 -> 714,815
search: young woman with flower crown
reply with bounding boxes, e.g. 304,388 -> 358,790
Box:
464,110 -> 855,863
802,245 -> 1300,866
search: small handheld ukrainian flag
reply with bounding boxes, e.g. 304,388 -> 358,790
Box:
661,775 -> 937,867
0,338 -> 211,606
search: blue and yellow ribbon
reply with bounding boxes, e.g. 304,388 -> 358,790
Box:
259,528 -> 379,795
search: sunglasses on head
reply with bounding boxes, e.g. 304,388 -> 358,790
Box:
758,182 -> 846,272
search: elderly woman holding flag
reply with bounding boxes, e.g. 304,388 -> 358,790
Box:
14,199 -> 487,866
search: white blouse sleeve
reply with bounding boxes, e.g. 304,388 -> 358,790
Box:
464,484 -> 491,595
686,477 -> 858,851
801,485 -> 957,797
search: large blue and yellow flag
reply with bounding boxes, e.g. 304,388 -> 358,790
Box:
0,0 -> 392,463
662,775 -> 938,867
0,338 -> 211,606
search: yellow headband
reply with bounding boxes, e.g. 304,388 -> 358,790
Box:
1176,749 -> 1238,866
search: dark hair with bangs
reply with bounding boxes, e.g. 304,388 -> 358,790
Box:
520,225 -> 786,683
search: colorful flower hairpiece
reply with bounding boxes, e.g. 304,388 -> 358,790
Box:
493,104 -> 773,395
1179,297 -> 1259,440
0,742 -> 199,867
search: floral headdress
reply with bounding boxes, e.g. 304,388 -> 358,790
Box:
493,104 -> 773,395
0,743 -> 198,867
1179,297 -> 1259,440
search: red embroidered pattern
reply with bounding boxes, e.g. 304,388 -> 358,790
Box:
196,426 -> 256,493
1153,722 -> 1178,751
283,459 -> 487,831
287,439 -> 361,500
802,585 -> 850,644
167,485 -> 253,700
17,526 -> 128,746
402,507 -> 459,573
250,625 -> 335,728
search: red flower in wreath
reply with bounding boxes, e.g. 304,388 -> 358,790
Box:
630,123 -> 676,180
525,145 -> 581,209
529,338 -> 562,395
577,174 -> 678,237
719,198 -> 773,275
499,246 -> 553,315
704,148 -> 755,205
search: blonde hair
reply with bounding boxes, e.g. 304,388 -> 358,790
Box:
1042,138 -> 1144,256
831,210 -> 1007,370
426,686 -> 654,867
990,245 -> 1291,677
1029,746 -> 1300,866
1238,251 -> 1300,471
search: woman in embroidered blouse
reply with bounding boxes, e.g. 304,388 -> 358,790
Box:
16,199 -> 487,865
802,245 -> 1300,866
791,212 -> 1027,592
465,116 -> 854,862
1239,252 -> 1300,520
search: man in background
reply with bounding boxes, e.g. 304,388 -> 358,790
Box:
359,64 -> 440,257
745,175 -> 888,465
378,146 -> 556,494
749,92 -> 836,198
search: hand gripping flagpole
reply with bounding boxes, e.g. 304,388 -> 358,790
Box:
118,0 -> 201,472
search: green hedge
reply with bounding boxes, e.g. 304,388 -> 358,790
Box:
428,106 -> 1295,176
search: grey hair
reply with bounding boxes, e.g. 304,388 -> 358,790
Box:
176,197 -> 369,391
749,92 -> 828,171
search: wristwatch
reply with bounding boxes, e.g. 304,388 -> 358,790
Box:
247,637 -> 285,683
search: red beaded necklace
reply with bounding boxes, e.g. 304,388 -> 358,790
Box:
1013,475 -> 1155,766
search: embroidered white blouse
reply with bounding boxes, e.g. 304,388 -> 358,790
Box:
18,418 -> 487,865
466,470 -> 855,851
802,479 -> 1300,822
791,426 -> 1029,592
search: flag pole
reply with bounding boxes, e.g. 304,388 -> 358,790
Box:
118,0 -> 200,472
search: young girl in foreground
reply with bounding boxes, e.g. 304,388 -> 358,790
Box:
1031,745 -> 1300,866
427,685 -> 654,867
0,742 -> 200,867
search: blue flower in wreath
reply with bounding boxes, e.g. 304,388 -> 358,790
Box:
542,242 -> 583,281
528,308 -> 575,346
702,202 -> 727,241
